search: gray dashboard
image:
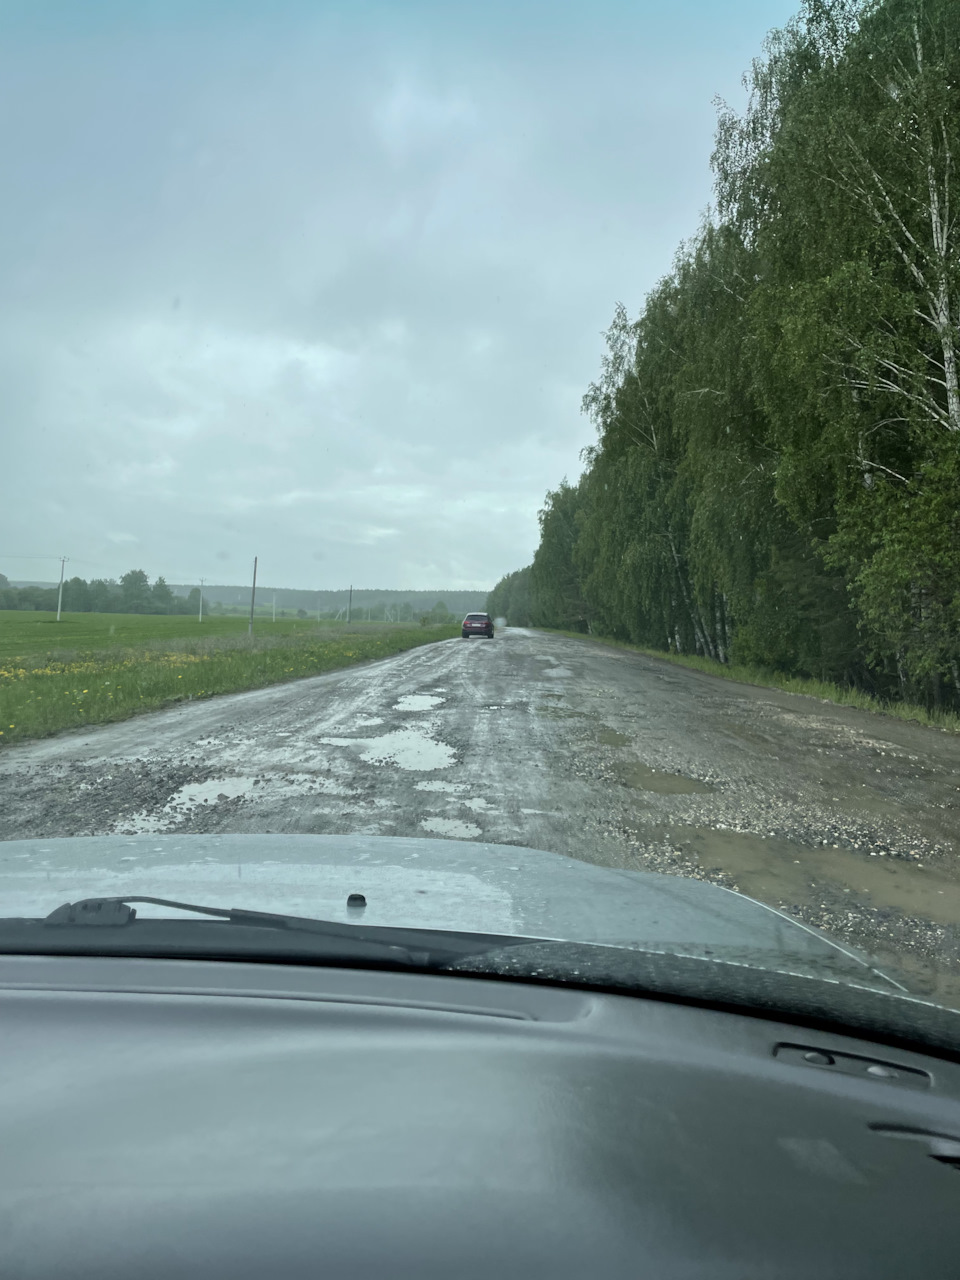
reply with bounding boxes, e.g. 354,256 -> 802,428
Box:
2,954 -> 959,1278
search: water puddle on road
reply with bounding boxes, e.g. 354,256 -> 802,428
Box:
415,780 -> 465,794
117,772 -> 358,834
359,729 -> 455,771
319,729 -> 455,772
462,797 -> 495,813
420,817 -> 482,839
393,695 -> 444,712
621,762 -> 714,795
119,777 -> 256,833
668,825 -> 960,926
595,727 -> 714,793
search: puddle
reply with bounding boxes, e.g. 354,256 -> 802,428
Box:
319,729 -> 455,771
669,825 -> 960,927
620,762 -> 714,795
420,817 -> 482,839
360,729 -> 455,771
542,666 -> 573,679
462,798 -> 495,813
393,695 -> 444,712
120,776 -> 256,833
598,728 -> 631,747
870,950 -> 960,1009
353,715 -> 384,727
118,772 -> 354,834
166,778 -> 253,807
414,780 -> 465,794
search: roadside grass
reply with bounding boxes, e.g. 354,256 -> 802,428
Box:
0,616 -> 459,745
553,629 -> 960,735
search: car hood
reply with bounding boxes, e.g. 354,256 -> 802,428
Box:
0,832 -> 899,989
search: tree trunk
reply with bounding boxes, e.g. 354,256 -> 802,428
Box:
666,532 -> 715,659
714,591 -> 728,664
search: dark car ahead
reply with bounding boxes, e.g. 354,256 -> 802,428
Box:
462,612 -> 494,638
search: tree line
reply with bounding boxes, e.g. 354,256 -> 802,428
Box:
489,0 -> 960,711
0,570 -> 465,625
0,570 -> 201,616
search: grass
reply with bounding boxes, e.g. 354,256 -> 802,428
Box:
0,610 -> 361,660
553,629 -> 960,735
0,612 -> 459,745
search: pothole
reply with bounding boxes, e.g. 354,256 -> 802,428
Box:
667,825 -> 960,926
619,762 -> 714,795
320,729 -> 456,772
393,695 -> 445,712
420,817 -> 482,839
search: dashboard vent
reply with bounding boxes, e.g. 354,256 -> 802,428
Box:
774,1043 -> 931,1090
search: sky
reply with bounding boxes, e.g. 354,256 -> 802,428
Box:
1,0 -> 799,591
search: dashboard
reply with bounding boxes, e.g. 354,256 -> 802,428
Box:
2,954 -> 959,1278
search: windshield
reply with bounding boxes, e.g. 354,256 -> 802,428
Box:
1,0 -> 959,1021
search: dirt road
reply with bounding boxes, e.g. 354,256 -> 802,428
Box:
2,628 -> 959,996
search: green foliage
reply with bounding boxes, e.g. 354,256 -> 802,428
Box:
521,0 -> 960,711
1,570 -> 198,615
426,600 -> 453,623
531,481 -> 591,630
487,565 -> 533,625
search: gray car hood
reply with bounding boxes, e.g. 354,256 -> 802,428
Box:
0,832 -> 899,989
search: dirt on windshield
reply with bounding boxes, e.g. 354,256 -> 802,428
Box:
2,628 -> 959,1006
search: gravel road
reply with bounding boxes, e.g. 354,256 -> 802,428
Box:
3,627 -> 960,999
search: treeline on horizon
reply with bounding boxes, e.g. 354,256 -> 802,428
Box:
0,570 -> 199,616
489,0 -> 960,712
0,570 -> 485,622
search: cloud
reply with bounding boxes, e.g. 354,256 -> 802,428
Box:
0,0 -> 798,589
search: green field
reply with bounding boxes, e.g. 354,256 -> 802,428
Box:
0,611 -> 459,745
0,610 -> 335,660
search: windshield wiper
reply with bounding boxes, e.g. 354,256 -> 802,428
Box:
36,894 -> 537,968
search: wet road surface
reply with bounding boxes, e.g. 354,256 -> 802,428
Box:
2,627 -> 959,997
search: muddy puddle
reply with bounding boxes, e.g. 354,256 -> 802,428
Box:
667,825 -> 960,927
620,763 -> 714,795
595,729 -> 713,794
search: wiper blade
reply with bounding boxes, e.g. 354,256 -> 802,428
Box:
39,895 -> 536,967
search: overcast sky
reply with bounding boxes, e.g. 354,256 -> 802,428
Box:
2,0 -> 797,590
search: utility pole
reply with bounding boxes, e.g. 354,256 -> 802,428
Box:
248,556 -> 258,637
198,578 -> 205,623
347,584 -> 352,624
55,556 -> 67,622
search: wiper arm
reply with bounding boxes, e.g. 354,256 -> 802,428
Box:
40,895 -> 535,967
